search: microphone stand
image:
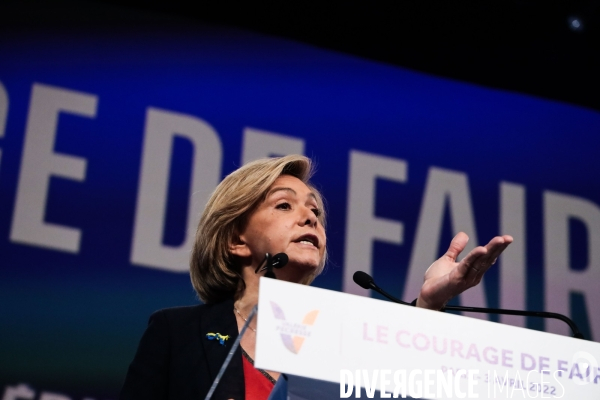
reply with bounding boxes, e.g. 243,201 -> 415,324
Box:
204,305 -> 258,400
443,304 -> 584,339
356,272 -> 585,339
206,253 -> 290,398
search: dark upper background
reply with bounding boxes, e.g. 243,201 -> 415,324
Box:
2,0 -> 599,112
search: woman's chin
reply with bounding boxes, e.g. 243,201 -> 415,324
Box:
275,259 -> 319,282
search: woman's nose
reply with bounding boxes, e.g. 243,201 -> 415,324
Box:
300,207 -> 318,227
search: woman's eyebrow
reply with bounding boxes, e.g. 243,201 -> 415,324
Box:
267,187 -> 296,198
267,187 -> 317,201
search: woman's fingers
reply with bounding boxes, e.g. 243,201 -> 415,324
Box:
474,235 -> 513,279
485,235 -> 513,264
444,232 -> 470,262
459,235 -> 513,283
456,245 -> 488,281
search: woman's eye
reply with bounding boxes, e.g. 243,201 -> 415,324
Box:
276,202 -> 291,210
312,208 -> 321,217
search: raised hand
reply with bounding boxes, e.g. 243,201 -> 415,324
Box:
416,232 -> 513,310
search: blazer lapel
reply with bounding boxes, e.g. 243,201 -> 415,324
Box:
199,298 -> 245,399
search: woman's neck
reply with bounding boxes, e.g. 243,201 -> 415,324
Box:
234,270 -> 260,316
235,261 -> 313,315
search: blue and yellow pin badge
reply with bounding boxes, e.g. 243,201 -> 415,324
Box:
206,332 -> 230,346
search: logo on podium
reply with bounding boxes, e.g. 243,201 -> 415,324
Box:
270,301 -> 319,354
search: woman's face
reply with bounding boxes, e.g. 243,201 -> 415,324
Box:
236,175 -> 326,274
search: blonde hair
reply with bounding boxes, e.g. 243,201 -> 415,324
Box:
190,155 -> 327,303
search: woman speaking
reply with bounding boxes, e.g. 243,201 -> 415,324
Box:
120,155 -> 512,399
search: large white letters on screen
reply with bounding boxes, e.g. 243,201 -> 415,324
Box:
499,182 -> 526,327
241,127 -> 305,165
0,80 -> 7,170
404,167 -> 488,319
544,191 -> 599,339
131,107 -> 222,272
10,83 -> 97,253
343,150 -> 406,296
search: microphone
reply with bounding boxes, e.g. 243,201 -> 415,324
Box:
353,270 -> 585,339
353,270 -> 375,289
255,252 -> 289,279
353,271 -> 411,305
270,253 -> 289,269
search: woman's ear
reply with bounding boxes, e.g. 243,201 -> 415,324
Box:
229,234 -> 251,258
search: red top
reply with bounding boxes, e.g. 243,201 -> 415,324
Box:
242,355 -> 275,400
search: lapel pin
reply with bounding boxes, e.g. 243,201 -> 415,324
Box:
206,332 -> 230,345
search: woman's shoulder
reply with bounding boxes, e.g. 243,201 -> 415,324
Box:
150,304 -> 206,320
149,298 -> 235,328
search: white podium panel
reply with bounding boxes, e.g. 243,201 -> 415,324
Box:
256,278 -> 600,399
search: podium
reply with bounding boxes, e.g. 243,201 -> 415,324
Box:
255,278 -> 600,399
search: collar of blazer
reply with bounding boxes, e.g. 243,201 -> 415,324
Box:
199,297 -> 245,398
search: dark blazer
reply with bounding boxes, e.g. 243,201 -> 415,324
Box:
120,298 -> 246,400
